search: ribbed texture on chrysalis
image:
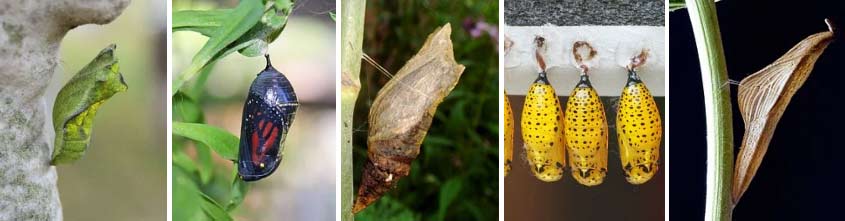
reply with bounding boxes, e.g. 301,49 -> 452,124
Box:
353,24 -> 465,213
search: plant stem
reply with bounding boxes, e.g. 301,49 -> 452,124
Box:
340,0 -> 366,220
685,0 -> 734,220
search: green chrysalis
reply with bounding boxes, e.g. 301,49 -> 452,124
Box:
51,44 -> 128,165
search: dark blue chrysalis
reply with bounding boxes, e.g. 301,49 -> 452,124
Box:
237,54 -> 298,182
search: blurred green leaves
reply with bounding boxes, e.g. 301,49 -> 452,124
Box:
172,0 -> 261,94
172,122 -> 238,160
172,0 -> 294,95
436,178 -> 463,221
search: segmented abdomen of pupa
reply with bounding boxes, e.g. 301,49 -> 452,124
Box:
617,70 -> 661,185
353,24 -> 465,213
564,75 -> 608,186
520,73 -> 566,182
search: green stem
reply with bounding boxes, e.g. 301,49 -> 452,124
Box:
685,0 -> 734,220
340,0 -> 365,220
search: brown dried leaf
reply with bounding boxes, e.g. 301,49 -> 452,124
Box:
733,23 -> 835,205
352,24 -> 466,213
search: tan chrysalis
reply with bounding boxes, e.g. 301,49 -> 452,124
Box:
353,24 -> 465,213
733,20 -> 835,204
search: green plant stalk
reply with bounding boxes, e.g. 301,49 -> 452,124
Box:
685,0 -> 734,220
340,0 -> 365,220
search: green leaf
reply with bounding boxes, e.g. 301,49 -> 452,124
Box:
172,92 -> 204,123
355,196 -> 416,221
172,9 -> 232,36
231,0 -> 293,57
200,192 -> 233,221
51,44 -> 128,165
172,122 -> 239,160
172,0 -> 297,95
175,165 -> 233,221
436,178 -> 463,220
172,0 -> 263,95
173,165 -> 204,221
173,151 -> 199,177
196,143 -> 214,184
330,12 -> 336,21
226,174 -> 250,212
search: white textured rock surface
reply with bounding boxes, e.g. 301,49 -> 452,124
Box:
0,0 -> 128,219
504,25 -> 665,96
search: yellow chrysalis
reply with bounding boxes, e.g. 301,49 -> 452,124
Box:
617,69 -> 662,185
563,75 -> 608,186
504,91 -> 513,177
520,36 -> 566,182
563,41 -> 607,186
521,75 -> 566,182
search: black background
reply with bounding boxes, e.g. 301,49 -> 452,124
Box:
670,0 -> 845,220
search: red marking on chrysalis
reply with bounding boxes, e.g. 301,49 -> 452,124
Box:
251,132 -> 260,164
263,127 -> 279,153
263,122 -> 274,137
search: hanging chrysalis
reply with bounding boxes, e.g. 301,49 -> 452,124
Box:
733,20 -> 835,203
237,54 -> 299,182
503,37 -> 514,177
52,44 -> 128,165
504,91 -> 513,177
616,49 -> 661,185
521,36 -> 566,182
353,24 -> 465,213
564,41 -> 608,186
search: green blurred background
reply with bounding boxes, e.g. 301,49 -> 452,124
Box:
50,1 -> 166,220
172,0 -> 336,220
352,1 -> 499,220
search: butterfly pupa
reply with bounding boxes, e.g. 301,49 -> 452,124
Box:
616,49 -> 661,185
504,91 -> 514,177
504,37 -> 514,177
563,41 -> 608,186
353,24 -> 465,213
733,20 -> 835,203
521,36 -> 566,182
51,44 -> 127,165
237,54 -> 299,182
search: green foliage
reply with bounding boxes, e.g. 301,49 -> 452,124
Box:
172,0 -> 295,95
171,0 -> 295,219
51,44 -> 128,165
172,122 -> 238,160
353,1 -> 498,220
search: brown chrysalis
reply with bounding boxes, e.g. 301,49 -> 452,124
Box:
733,20 -> 835,204
352,24 -> 466,213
